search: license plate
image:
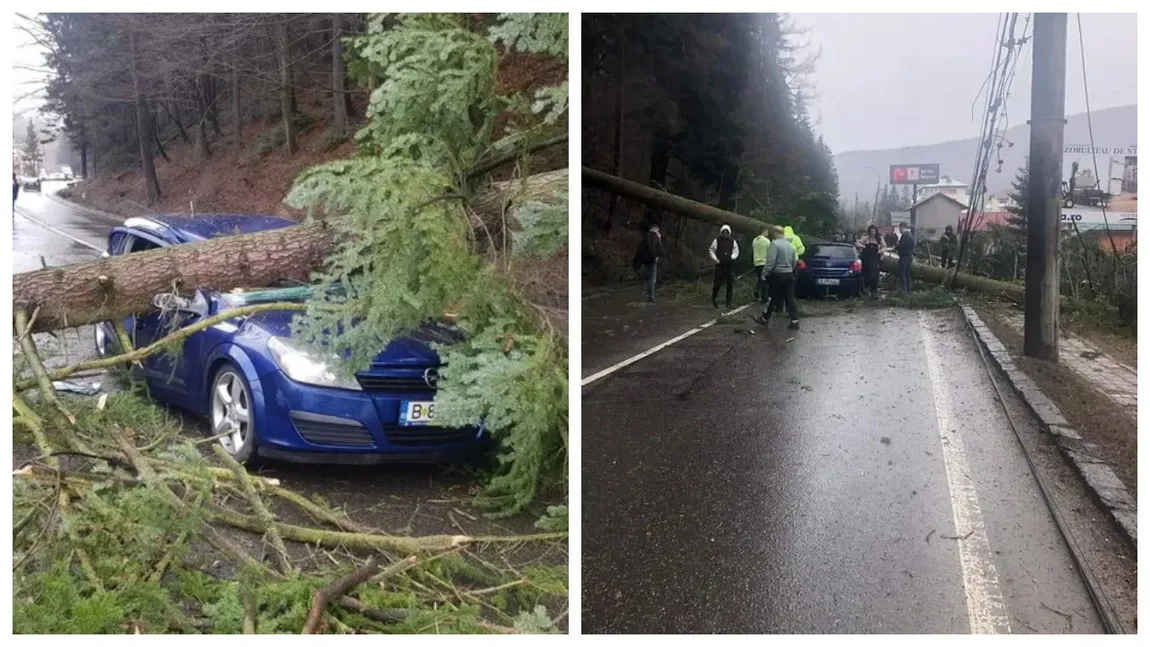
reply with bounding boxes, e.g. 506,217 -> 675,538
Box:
400,400 -> 436,426
816,278 -> 840,286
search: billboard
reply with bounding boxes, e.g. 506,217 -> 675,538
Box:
890,164 -> 940,185
1061,145 -> 1137,232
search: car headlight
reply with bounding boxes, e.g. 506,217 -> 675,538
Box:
267,337 -> 361,391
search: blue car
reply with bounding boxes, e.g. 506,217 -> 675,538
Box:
95,214 -> 487,465
794,242 -> 864,299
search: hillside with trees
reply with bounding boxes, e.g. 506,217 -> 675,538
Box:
582,14 -> 840,281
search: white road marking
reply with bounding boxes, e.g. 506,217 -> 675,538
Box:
581,303 -> 753,386
919,311 -> 1012,634
15,206 -> 106,255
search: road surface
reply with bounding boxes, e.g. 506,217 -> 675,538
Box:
582,300 -> 1107,633
11,184 -> 537,540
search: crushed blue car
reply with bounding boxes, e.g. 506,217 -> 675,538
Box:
95,214 -> 487,464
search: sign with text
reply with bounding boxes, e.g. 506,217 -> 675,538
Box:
889,164 -> 940,185
1061,144 -> 1137,230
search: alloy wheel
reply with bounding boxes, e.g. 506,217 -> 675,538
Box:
211,370 -> 251,455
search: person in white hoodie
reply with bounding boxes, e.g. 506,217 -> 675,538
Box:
709,224 -> 739,309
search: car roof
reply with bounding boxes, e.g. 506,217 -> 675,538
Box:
123,214 -> 296,244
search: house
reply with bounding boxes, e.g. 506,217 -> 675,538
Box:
908,193 -> 966,241
916,175 -> 970,207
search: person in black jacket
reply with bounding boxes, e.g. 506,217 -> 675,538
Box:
855,224 -> 885,296
709,224 -> 739,309
896,223 -> 916,292
12,172 -> 19,207
939,224 -> 958,268
633,223 -> 664,303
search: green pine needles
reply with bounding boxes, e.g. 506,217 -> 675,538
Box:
286,13 -> 568,518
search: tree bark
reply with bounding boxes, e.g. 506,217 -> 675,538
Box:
330,14 -> 348,139
15,169 -> 568,334
274,20 -> 298,154
130,31 -> 161,205
583,166 -> 1027,300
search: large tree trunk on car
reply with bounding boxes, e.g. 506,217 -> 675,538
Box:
14,169 -> 568,334
582,166 -> 1027,300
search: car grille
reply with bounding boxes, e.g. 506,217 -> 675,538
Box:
383,425 -> 475,447
291,413 -> 376,447
355,375 -> 435,392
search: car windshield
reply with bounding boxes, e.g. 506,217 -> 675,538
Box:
807,245 -> 857,259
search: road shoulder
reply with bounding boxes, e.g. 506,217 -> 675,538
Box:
960,305 -> 1136,551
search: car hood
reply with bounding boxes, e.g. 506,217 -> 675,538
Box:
243,310 -> 448,367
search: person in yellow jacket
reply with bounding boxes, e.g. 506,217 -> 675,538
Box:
784,225 -> 805,258
751,226 -> 771,302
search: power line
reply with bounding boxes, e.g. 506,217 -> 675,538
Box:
1075,13 -> 1123,269
953,14 -> 1030,282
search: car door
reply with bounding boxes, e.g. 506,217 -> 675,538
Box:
114,231 -> 182,387
146,290 -> 211,401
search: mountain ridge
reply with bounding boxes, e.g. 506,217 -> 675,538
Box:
832,104 -> 1136,199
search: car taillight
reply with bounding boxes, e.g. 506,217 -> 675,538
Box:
796,260 -> 807,271
849,260 -> 862,273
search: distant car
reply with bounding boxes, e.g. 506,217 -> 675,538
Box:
795,242 -> 863,299
21,178 -> 41,192
95,214 -> 488,465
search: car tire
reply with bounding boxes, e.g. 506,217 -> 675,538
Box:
210,363 -> 259,464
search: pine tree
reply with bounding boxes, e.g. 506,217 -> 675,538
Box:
21,119 -> 44,176
1005,160 -> 1028,246
287,14 -> 568,519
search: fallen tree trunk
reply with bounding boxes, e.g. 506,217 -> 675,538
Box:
15,169 -> 568,334
583,166 -> 1025,300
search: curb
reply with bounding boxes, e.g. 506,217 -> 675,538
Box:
958,304 -> 1137,552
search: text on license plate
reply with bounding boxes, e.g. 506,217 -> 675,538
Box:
400,400 -> 436,426
816,278 -> 840,286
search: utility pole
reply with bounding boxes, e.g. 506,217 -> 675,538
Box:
1024,13 -> 1068,360
853,191 -> 859,230
871,182 -> 881,227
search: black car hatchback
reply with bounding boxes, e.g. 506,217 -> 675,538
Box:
795,243 -> 863,299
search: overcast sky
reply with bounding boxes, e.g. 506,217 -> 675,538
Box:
793,13 -> 1137,153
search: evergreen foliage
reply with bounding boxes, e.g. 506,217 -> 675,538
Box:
286,13 -> 568,518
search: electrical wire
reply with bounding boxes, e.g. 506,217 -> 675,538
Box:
953,14 -> 1025,283
1075,14 -> 1123,266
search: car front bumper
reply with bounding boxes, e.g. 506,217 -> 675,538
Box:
253,369 -> 488,462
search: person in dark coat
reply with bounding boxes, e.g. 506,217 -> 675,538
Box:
708,224 -> 739,309
939,224 -> 958,268
896,222 -> 916,292
633,223 -> 664,303
12,172 -> 19,207
855,224 -> 885,296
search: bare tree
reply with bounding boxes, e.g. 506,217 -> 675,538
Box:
330,14 -> 348,138
273,18 -> 297,154
129,29 -> 161,204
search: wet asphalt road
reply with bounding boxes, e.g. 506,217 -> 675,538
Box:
582,305 -> 1105,633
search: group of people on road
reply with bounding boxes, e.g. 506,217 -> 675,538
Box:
634,217 -> 938,323
855,221 -> 921,294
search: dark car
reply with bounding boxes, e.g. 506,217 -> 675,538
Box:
95,214 -> 487,465
795,242 -> 863,299
22,177 -> 41,192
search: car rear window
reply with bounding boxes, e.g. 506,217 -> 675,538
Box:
807,245 -> 857,259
